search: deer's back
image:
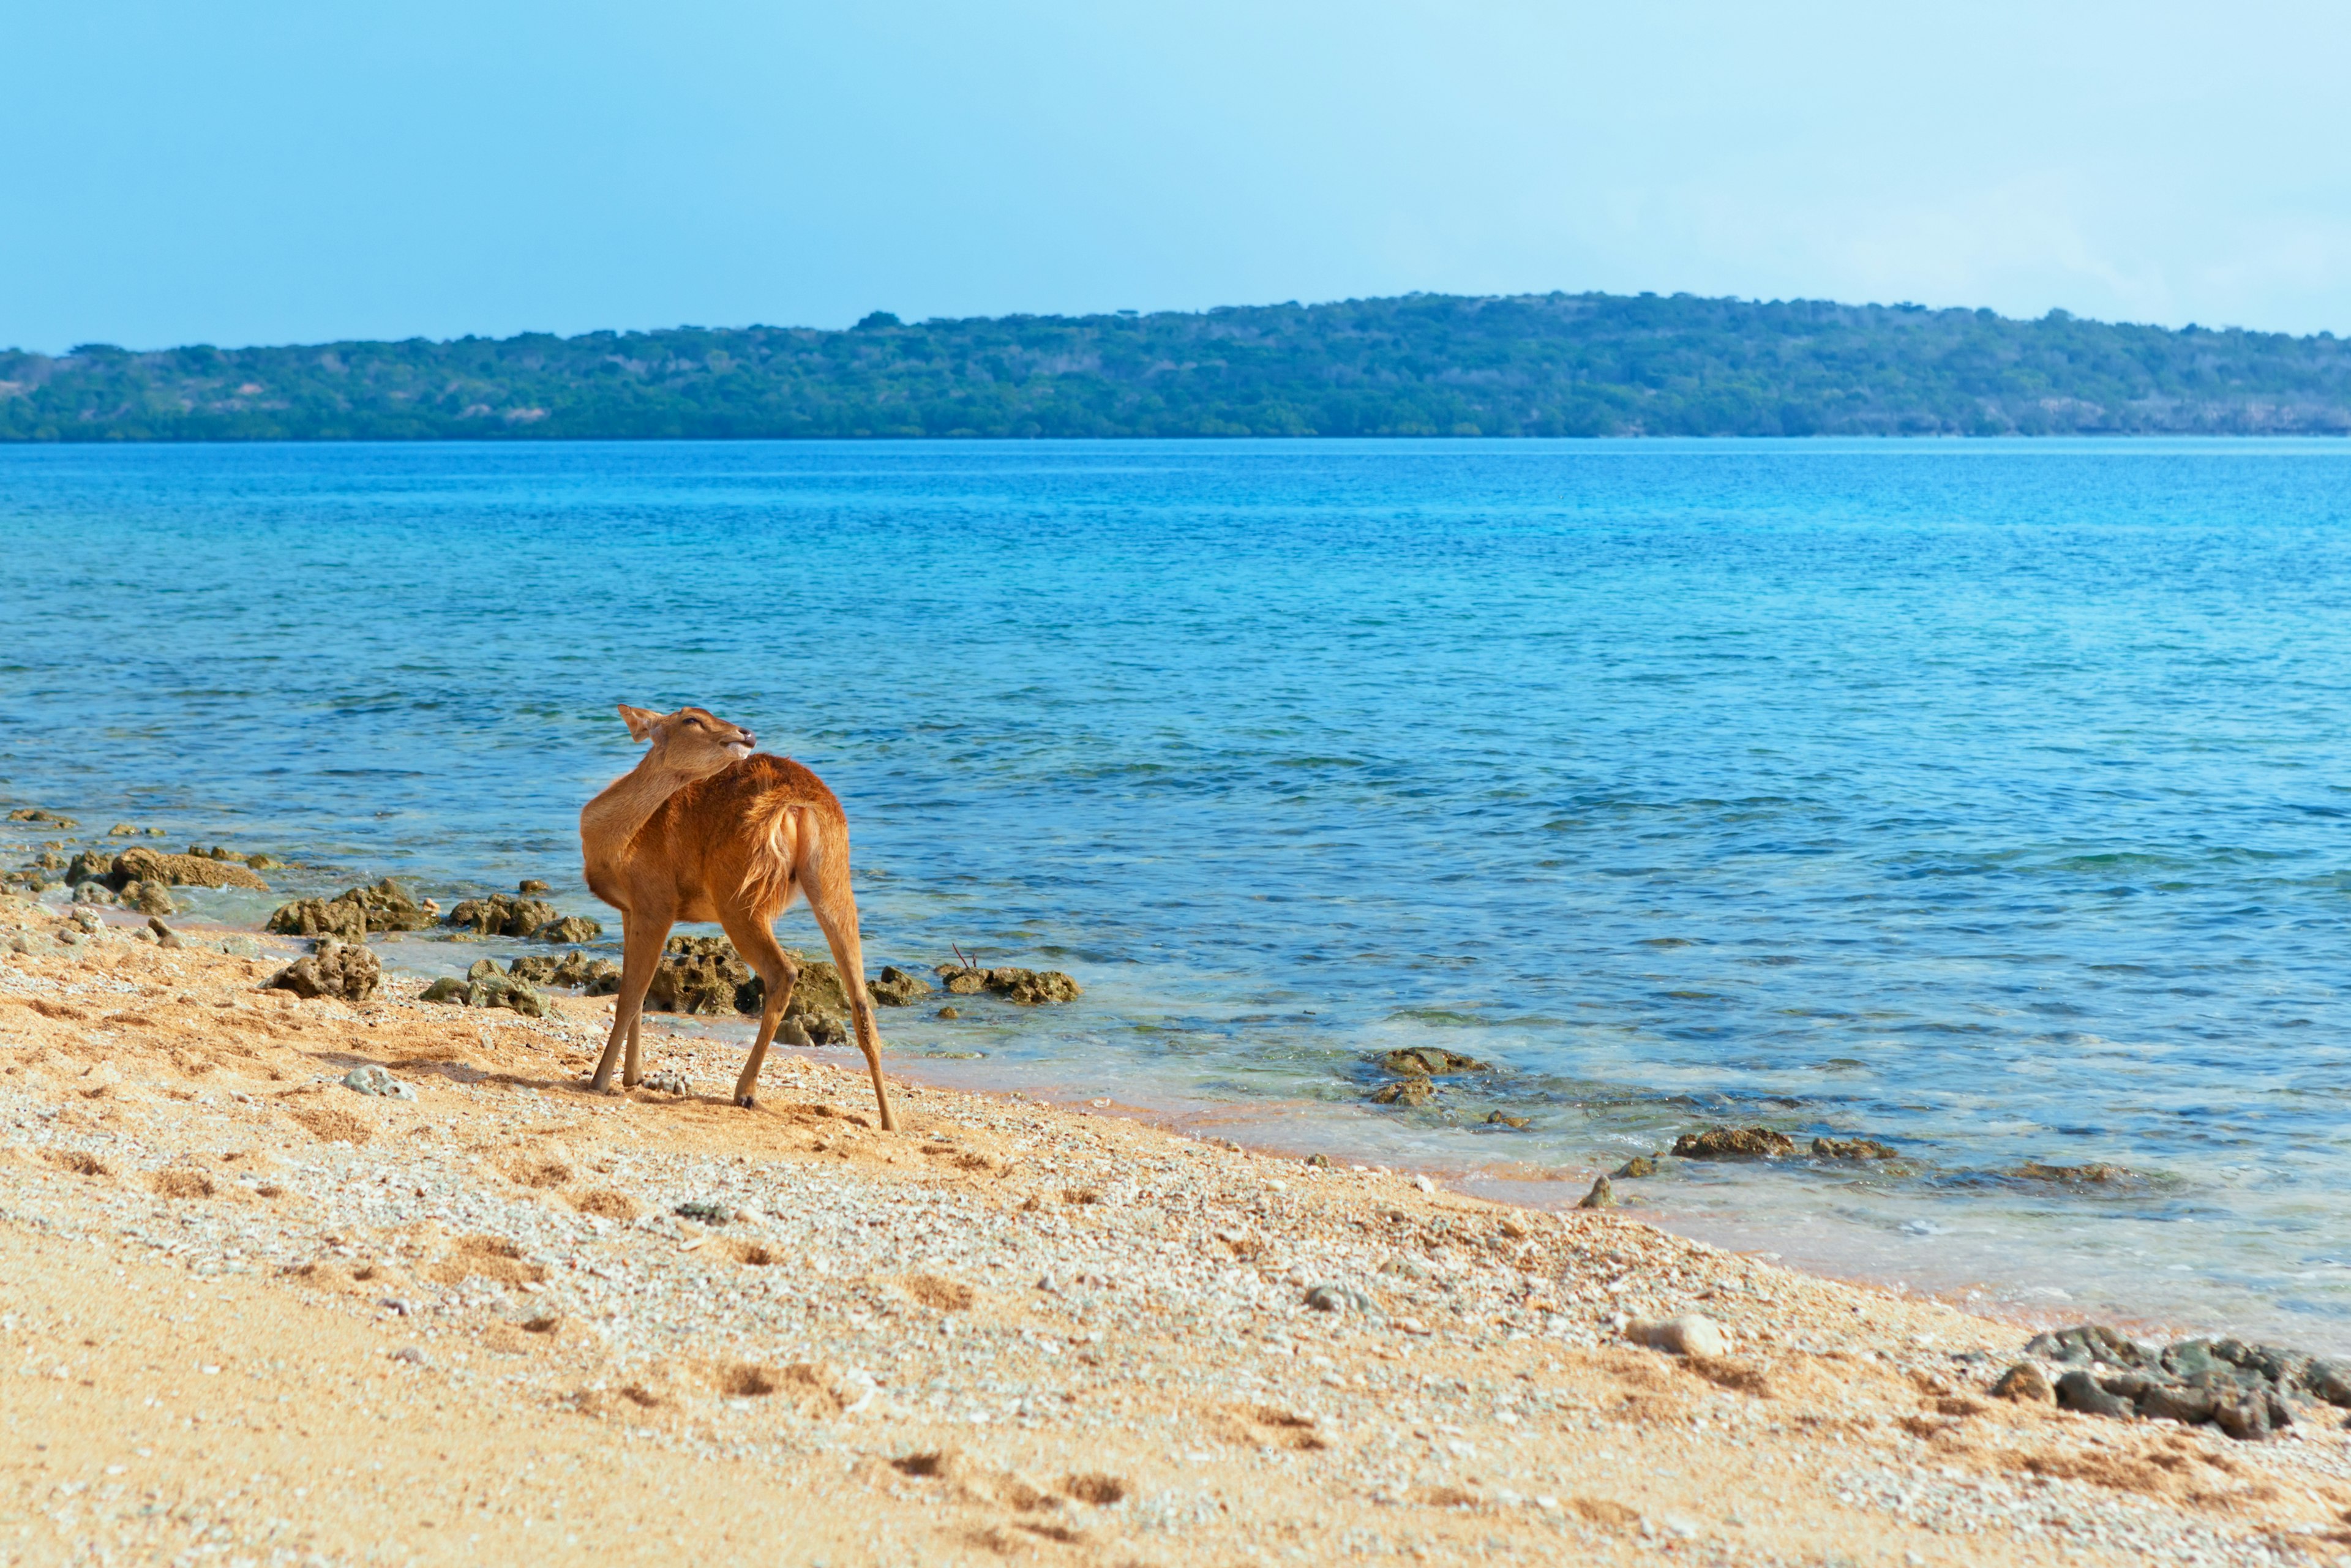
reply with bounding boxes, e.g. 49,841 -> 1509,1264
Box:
624,753 -> 840,919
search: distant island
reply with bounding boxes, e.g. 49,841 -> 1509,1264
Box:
6,291 -> 2350,441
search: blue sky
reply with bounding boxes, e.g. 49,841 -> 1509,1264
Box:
6,1 -> 2347,350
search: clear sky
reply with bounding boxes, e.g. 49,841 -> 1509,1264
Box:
7,1 -> 2347,351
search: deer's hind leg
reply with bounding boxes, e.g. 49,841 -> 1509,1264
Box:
801,867 -> 896,1133
719,910 -> 799,1110
590,912 -> 670,1094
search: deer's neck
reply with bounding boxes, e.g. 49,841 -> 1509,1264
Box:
580,757 -> 700,876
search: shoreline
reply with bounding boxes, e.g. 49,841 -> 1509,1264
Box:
36,888 -> 2323,1357
3,893 -> 2345,1563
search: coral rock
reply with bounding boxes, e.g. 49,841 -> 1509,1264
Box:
1671,1127 -> 1794,1159
264,939 -> 382,1002
108,846 -> 268,891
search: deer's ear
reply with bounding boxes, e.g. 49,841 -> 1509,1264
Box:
617,704 -> 661,742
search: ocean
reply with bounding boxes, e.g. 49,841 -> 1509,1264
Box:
4,437 -> 2348,1349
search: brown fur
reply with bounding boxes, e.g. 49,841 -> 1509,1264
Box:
578,704 -> 896,1129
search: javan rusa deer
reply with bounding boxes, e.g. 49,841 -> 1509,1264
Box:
577,703 -> 896,1130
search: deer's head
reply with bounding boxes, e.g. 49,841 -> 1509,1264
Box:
616,703 -> 757,778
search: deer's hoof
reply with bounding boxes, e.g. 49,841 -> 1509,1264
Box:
736,1093 -> 757,1110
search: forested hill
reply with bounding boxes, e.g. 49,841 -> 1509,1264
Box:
6,292 -> 2351,441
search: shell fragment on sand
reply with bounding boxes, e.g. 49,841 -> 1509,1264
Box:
342,1064 -> 415,1100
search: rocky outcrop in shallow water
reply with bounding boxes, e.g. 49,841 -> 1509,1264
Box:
264,879 -> 437,940
869,965 -> 931,1006
557,950 -> 621,993
1362,1046 -> 1490,1108
335,879 -> 438,932
444,893 -> 560,939
1673,1127 -> 1796,1159
1378,1047 -> 1488,1077
643,936 -> 850,1040
495,950 -> 622,994
122,881 -> 176,917
443,891 -> 599,942
2010,1160 -> 2134,1184
106,847 -> 269,892
266,897 -> 368,942
1812,1136 -> 1898,1160
2009,1323 -> 2351,1441
647,937 -> 754,1016
933,964 -> 1081,1005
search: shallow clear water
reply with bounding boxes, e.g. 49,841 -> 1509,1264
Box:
4,438 -> 2349,1347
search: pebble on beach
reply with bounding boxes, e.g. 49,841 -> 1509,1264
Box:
1626,1314 -> 1730,1359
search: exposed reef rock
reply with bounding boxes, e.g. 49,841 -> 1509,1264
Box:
334,878 -> 439,932
504,953 -> 560,985
123,882 -> 177,917
106,847 -> 269,891
443,891 -> 599,943
1363,1046 -> 1490,1108
869,965 -> 931,1006
496,950 -> 624,994
2011,1160 -> 2134,1184
647,937 -> 754,1017
932,964 -> 1081,1005
555,950 -> 621,994
2022,1323 -> 2351,1442
1672,1127 -> 1796,1159
265,879 -> 438,940
644,937 -> 839,1039
263,939 -> 381,1002
266,897 -> 367,943
1377,1047 -> 1488,1077
444,893 -> 560,939
419,959 -> 549,1018
1811,1136 -> 1898,1160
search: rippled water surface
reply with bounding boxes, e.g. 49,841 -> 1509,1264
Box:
4,439 -> 2349,1346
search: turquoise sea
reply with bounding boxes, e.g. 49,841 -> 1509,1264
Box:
4,438 -> 2349,1349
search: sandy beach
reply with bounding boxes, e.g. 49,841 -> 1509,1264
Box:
4,895 -> 2348,1567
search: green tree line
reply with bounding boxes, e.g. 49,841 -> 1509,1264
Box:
4,291 -> 2349,441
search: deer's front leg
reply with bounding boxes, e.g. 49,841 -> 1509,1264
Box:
589,915 -> 666,1093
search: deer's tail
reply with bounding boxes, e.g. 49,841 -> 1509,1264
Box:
737,790 -> 804,920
